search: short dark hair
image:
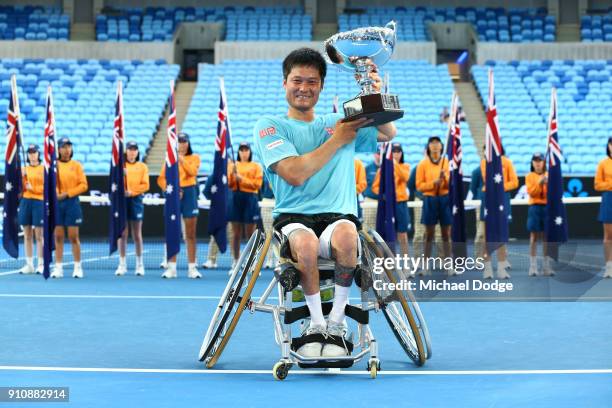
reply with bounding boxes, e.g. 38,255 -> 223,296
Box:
282,48 -> 327,86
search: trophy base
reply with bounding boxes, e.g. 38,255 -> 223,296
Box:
342,93 -> 404,127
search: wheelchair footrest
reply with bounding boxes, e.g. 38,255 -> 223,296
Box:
284,303 -> 369,325
291,333 -> 354,354
297,360 -> 354,369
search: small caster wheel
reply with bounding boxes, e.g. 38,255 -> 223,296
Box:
369,364 -> 377,379
273,361 -> 289,380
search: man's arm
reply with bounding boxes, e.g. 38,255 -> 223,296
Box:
273,117 -> 371,187
376,121 -> 397,142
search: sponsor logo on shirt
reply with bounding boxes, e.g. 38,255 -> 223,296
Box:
324,127 -> 334,135
259,127 -> 276,138
266,140 -> 284,150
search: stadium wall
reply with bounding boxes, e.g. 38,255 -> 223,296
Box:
213,41 -> 437,64
475,42 -> 612,64
344,0 -> 549,8
102,0 -> 302,7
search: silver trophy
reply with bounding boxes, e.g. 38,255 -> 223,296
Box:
324,21 -> 403,127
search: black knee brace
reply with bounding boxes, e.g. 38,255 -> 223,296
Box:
335,264 -> 356,287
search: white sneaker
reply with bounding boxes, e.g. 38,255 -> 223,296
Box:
19,264 -> 35,274
135,265 -> 145,276
161,268 -> 177,279
50,265 -> 63,279
160,260 -> 167,269
297,324 -> 325,358
483,262 -> 494,279
496,265 -> 511,279
115,264 -> 127,276
188,266 -> 202,279
228,259 -> 238,276
36,264 -> 44,274
604,268 -> 612,278
202,259 -> 217,269
322,320 -> 350,357
528,264 -> 538,277
543,258 -> 555,276
72,264 -> 84,279
264,257 -> 274,269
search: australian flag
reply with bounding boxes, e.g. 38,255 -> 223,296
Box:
42,86 -> 58,279
164,80 -> 181,260
484,69 -> 509,253
108,81 -> 127,255
545,87 -> 568,260
207,77 -> 231,253
446,93 -> 467,258
376,142 -> 396,245
2,76 -> 23,258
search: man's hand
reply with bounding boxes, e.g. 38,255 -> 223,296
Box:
25,182 -> 32,192
333,117 -> 372,146
539,175 -> 548,185
57,192 -> 68,200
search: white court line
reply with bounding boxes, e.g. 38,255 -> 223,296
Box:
0,366 -> 610,376
0,251 -> 148,277
0,294 -> 221,300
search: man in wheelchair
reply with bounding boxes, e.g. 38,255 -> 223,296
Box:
252,48 -> 397,358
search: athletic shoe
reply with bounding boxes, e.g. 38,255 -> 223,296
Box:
202,259 -> 217,269
496,265 -> 511,279
161,268 -> 177,279
543,258 -> 555,276
35,264 -> 44,274
604,267 -> 612,278
50,265 -> 63,279
159,260 -> 167,269
188,266 -> 202,279
528,264 -> 538,277
115,264 -> 127,276
322,320 -> 350,357
72,264 -> 84,279
297,324 -> 326,358
483,262 -> 494,279
228,259 -> 238,276
19,264 -> 35,274
135,265 -> 145,276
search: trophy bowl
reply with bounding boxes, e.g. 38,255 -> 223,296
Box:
324,21 -> 404,127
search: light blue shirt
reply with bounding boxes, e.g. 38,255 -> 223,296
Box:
252,113 -> 378,218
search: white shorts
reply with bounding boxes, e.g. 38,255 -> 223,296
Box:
280,219 -> 360,260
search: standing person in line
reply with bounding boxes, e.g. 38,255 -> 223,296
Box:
372,143 -> 411,259
525,152 -> 554,277
115,141 -> 149,277
227,142 -> 263,269
479,145 -> 518,279
595,137 -> 612,278
18,144 -> 44,274
354,158 -> 367,222
416,136 -> 452,275
50,138 -> 88,279
157,132 -> 201,279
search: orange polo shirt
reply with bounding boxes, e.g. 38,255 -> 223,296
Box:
125,161 -> 149,196
354,159 -> 367,195
57,160 -> 88,197
157,154 -> 201,190
228,161 -> 263,194
22,164 -> 44,200
526,171 -> 548,205
372,162 -> 410,201
595,157 -> 612,191
416,156 -> 449,196
480,156 -> 519,192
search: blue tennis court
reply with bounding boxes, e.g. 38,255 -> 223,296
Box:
1,241 -> 611,407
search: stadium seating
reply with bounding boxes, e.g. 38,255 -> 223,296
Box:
472,60 -> 612,175
182,60 -> 480,175
96,6 -> 311,42
0,5 -> 70,41
338,6 -> 556,42
580,12 -> 612,41
0,58 -> 179,175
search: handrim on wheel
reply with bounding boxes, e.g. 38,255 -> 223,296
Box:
198,229 -> 272,367
360,229 -> 429,366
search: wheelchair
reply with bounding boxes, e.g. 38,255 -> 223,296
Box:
198,227 -> 432,380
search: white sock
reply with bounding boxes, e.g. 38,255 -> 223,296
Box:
530,256 -> 537,267
305,292 -> 326,328
168,261 -> 177,271
119,256 -> 126,267
136,256 -> 143,267
37,258 -> 43,267
26,257 -> 34,267
188,262 -> 197,269
329,285 -> 350,324
55,263 -> 63,270
74,261 -> 81,269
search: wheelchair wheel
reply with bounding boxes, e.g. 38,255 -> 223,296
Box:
360,229 -> 430,366
199,229 -> 272,368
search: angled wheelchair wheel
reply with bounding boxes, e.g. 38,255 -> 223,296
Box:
360,229 -> 431,366
199,229 -> 272,368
